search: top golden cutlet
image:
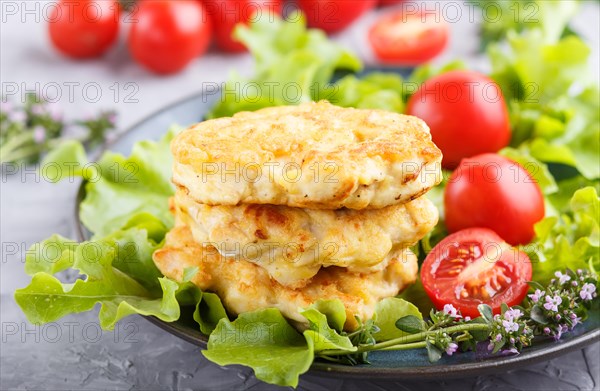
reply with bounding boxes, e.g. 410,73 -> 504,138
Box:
171,101 -> 442,209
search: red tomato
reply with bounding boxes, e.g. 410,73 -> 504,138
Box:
378,0 -> 405,6
48,0 -> 120,59
297,0 -> 376,34
368,10 -> 448,65
444,154 -> 545,246
203,0 -> 283,52
421,228 -> 532,318
407,70 -> 511,169
128,1 -> 211,74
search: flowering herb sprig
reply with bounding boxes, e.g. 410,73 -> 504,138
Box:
316,268 -> 598,364
527,269 -> 598,340
0,94 -> 116,165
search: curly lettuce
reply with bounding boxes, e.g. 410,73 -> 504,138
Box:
524,187 -> 600,284
207,12 -> 361,118
490,30 -> 599,180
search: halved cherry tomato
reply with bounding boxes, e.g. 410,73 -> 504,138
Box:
421,228 -> 532,319
368,10 -> 449,65
297,0 -> 376,34
444,154 -> 545,246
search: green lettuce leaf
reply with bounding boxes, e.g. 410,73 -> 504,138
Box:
373,298 -> 423,342
305,299 -> 346,333
42,128 -> 179,237
203,308 -> 314,387
500,147 -> 558,195
548,176 -> 600,213
194,291 -> 228,335
403,60 -> 466,100
473,0 -> 580,49
322,72 -> 405,112
490,30 -> 599,180
300,306 -> 356,353
525,187 -> 600,284
207,13 -> 361,118
397,279 -> 436,318
15,222 -> 190,329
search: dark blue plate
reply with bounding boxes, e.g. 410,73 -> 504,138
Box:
75,89 -> 599,380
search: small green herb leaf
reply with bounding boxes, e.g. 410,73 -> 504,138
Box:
395,315 -> 426,334
478,304 -> 494,323
426,341 -> 443,362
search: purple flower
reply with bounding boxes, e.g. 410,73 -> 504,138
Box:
8,109 -> 26,124
543,327 -> 551,335
504,308 -> 523,322
0,100 -> 14,113
487,342 -> 494,351
502,319 -> 519,333
107,112 -> 117,125
445,342 -> 458,356
570,313 -> 581,328
443,304 -> 461,318
543,295 -> 562,312
495,334 -> 502,342
555,324 -> 569,340
31,104 -> 46,116
46,102 -> 62,121
32,125 -> 46,143
529,289 -> 545,303
580,283 -> 596,301
503,347 -> 519,355
555,271 -> 571,285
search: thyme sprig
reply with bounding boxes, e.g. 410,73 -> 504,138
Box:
316,268 -> 598,364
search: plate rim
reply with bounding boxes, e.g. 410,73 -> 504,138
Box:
73,88 -> 600,380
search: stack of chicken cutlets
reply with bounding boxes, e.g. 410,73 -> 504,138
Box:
153,101 -> 442,330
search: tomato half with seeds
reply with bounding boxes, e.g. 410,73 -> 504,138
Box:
421,228 -> 532,318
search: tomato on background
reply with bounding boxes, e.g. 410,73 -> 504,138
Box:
48,0 -> 120,59
407,70 -> 511,169
444,154 -> 545,246
369,9 -> 448,64
378,0 -> 405,6
421,228 -> 532,319
297,0 -> 377,34
203,0 -> 283,52
128,1 -> 212,74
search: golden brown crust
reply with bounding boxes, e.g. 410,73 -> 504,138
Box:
173,188 -> 437,287
171,101 -> 442,209
152,225 -> 418,331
